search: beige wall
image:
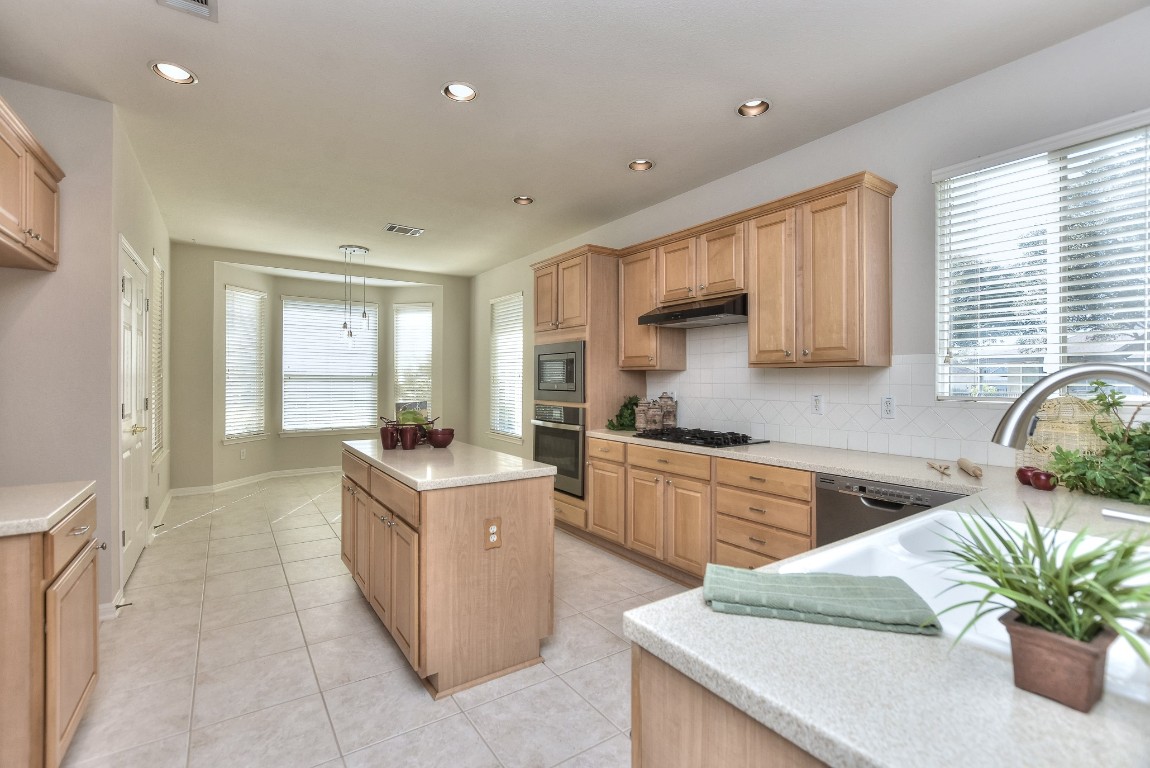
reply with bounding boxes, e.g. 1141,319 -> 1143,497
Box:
0,78 -> 167,605
171,243 -> 470,489
468,10 -> 1150,451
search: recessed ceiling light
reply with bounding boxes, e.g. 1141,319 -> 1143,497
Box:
150,61 -> 198,84
442,82 -> 477,102
628,159 -> 654,171
737,99 -> 770,117
513,196 -> 534,205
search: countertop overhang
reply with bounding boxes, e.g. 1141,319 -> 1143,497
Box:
0,480 -> 96,536
343,439 -> 556,491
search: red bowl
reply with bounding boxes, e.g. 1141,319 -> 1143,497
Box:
427,428 -> 455,448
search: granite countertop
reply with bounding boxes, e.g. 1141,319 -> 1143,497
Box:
0,480 -> 96,537
623,484 -> 1150,767
343,439 -> 556,491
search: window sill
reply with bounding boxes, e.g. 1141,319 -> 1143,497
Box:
488,431 -> 524,446
222,433 -> 269,446
279,428 -> 378,439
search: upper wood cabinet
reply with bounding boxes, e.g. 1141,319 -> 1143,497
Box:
656,224 -> 747,306
749,181 -> 893,367
0,94 -> 64,271
534,253 -> 587,332
619,249 -> 686,371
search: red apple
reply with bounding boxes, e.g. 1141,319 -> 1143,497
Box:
1016,466 -> 1039,486
1029,471 -> 1059,491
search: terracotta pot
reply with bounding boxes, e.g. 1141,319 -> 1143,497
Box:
398,425 -> 420,450
999,609 -> 1117,712
380,425 -> 398,450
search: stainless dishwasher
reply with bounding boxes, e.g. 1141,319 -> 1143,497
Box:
814,473 -> 965,547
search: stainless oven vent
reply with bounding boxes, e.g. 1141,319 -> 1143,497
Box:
156,0 -> 217,21
385,223 -> 424,237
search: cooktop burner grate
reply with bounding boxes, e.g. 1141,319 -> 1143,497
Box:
633,428 -> 769,447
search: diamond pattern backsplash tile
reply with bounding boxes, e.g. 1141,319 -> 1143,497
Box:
644,324 -> 1019,467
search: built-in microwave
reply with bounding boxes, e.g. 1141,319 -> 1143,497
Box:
534,341 -> 585,403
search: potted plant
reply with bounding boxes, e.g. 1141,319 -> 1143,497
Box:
940,509 -> 1150,712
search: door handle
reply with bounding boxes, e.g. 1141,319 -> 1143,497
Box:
130,424 -> 147,435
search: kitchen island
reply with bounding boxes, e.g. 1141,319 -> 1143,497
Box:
624,483 -> 1150,768
341,439 -> 556,698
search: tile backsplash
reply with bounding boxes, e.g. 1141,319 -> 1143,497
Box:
645,324 -> 1019,467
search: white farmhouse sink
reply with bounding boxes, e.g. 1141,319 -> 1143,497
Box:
778,509 -> 1150,703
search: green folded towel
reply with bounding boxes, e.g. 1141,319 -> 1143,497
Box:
703,564 -> 941,635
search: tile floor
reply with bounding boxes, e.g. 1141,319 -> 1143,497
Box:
64,473 -> 688,768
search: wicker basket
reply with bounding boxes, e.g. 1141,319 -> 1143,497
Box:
1017,396 -> 1118,471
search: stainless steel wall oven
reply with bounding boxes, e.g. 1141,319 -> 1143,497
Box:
531,404 -> 585,498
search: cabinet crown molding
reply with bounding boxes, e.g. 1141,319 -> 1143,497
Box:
530,243 -> 618,271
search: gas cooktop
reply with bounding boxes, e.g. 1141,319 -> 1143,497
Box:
633,428 -> 769,448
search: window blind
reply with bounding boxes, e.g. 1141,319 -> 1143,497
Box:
224,285 -> 267,437
282,296 -> 379,431
490,293 -> 524,437
937,124 -> 1150,400
393,303 -> 433,415
150,263 -> 165,454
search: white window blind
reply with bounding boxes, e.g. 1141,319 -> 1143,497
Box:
150,263 -> 165,454
282,296 -> 379,431
490,292 -> 524,437
393,303 -> 433,415
224,285 -> 267,438
937,124 -> 1150,400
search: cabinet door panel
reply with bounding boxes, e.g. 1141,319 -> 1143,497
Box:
391,519 -> 420,669
26,154 -> 59,264
802,191 -> 860,363
367,501 -> 392,627
665,476 -> 711,577
657,238 -> 696,305
626,468 -> 664,560
698,223 -> 746,297
557,254 -> 588,329
0,118 -> 25,245
619,250 -> 660,368
534,265 -> 558,331
748,209 -> 797,365
588,460 -> 625,544
45,543 -> 98,768
353,493 -> 371,595
340,481 -> 355,572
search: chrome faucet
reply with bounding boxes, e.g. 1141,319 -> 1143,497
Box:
991,363 -> 1150,449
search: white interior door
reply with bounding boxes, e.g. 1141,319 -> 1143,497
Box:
119,237 -> 149,584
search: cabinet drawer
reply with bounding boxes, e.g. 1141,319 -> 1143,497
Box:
714,487 -> 810,535
554,497 -> 587,529
370,467 -> 420,529
628,444 -> 710,481
714,540 -> 775,570
587,437 -> 625,463
45,494 -> 96,580
342,450 -> 370,490
715,514 -> 811,561
715,459 -> 810,501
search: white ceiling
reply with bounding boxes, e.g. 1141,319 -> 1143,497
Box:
0,1 -> 1146,276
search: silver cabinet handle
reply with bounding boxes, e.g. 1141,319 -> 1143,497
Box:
698,284 -> 705,290
69,525 -> 90,536
784,350 -> 792,358
748,475 -> 766,482
749,536 -> 767,545
33,233 -> 42,241
665,479 -> 672,485
23,228 -> 33,236
647,356 -> 654,362
657,458 -> 669,464
748,507 -> 766,513
802,349 -> 810,357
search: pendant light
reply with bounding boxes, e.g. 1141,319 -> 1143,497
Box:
339,245 -> 369,339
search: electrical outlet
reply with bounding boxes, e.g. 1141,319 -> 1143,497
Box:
881,396 -> 896,420
484,517 -> 502,550
240,448 -> 247,459
811,394 -> 824,416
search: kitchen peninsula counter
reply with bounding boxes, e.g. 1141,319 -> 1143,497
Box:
343,438 -> 556,490
0,480 -> 96,536
624,485 -> 1150,767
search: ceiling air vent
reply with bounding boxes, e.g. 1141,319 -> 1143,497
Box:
385,224 -> 424,237
156,0 -> 218,22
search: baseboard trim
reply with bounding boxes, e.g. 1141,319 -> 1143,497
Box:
99,589 -> 124,623
170,465 -> 342,497
148,490 -> 172,544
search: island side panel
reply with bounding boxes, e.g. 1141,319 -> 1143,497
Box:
420,476 -> 554,693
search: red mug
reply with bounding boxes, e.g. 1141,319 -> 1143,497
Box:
399,425 -> 419,450
380,425 -> 399,450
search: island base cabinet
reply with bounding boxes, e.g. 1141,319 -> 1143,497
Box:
390,519 -> 419,669
45,543 -> 98,768
632,647 -> 826,768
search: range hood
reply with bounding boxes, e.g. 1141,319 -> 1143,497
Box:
637,293 -> 748,329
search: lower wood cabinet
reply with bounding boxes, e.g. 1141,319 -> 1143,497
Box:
587,457 -> 626,544
366,496 -> 420,670
352,489 -> 371,594
45,543 -> 98,768
626,468 -> 664,560
625,466 -> 710,577
712,458 -> 812,569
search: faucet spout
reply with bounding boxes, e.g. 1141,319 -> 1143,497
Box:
991,364 -> 1150,450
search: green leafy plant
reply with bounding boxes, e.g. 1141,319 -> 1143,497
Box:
1047,381 -> 1150,504
606,395 -> 641,431
939,508 -> 1150,663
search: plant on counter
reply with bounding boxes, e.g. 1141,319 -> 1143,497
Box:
939,507 -> 1150,711
606,395 -> 641,431
1047,381 -> 1150,505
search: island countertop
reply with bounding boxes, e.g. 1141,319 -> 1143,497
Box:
623,484 -> 1150,768
0,480 -> 96,537
343,439 -> 556,492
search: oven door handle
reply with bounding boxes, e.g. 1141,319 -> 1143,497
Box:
530,419 -> 585,432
